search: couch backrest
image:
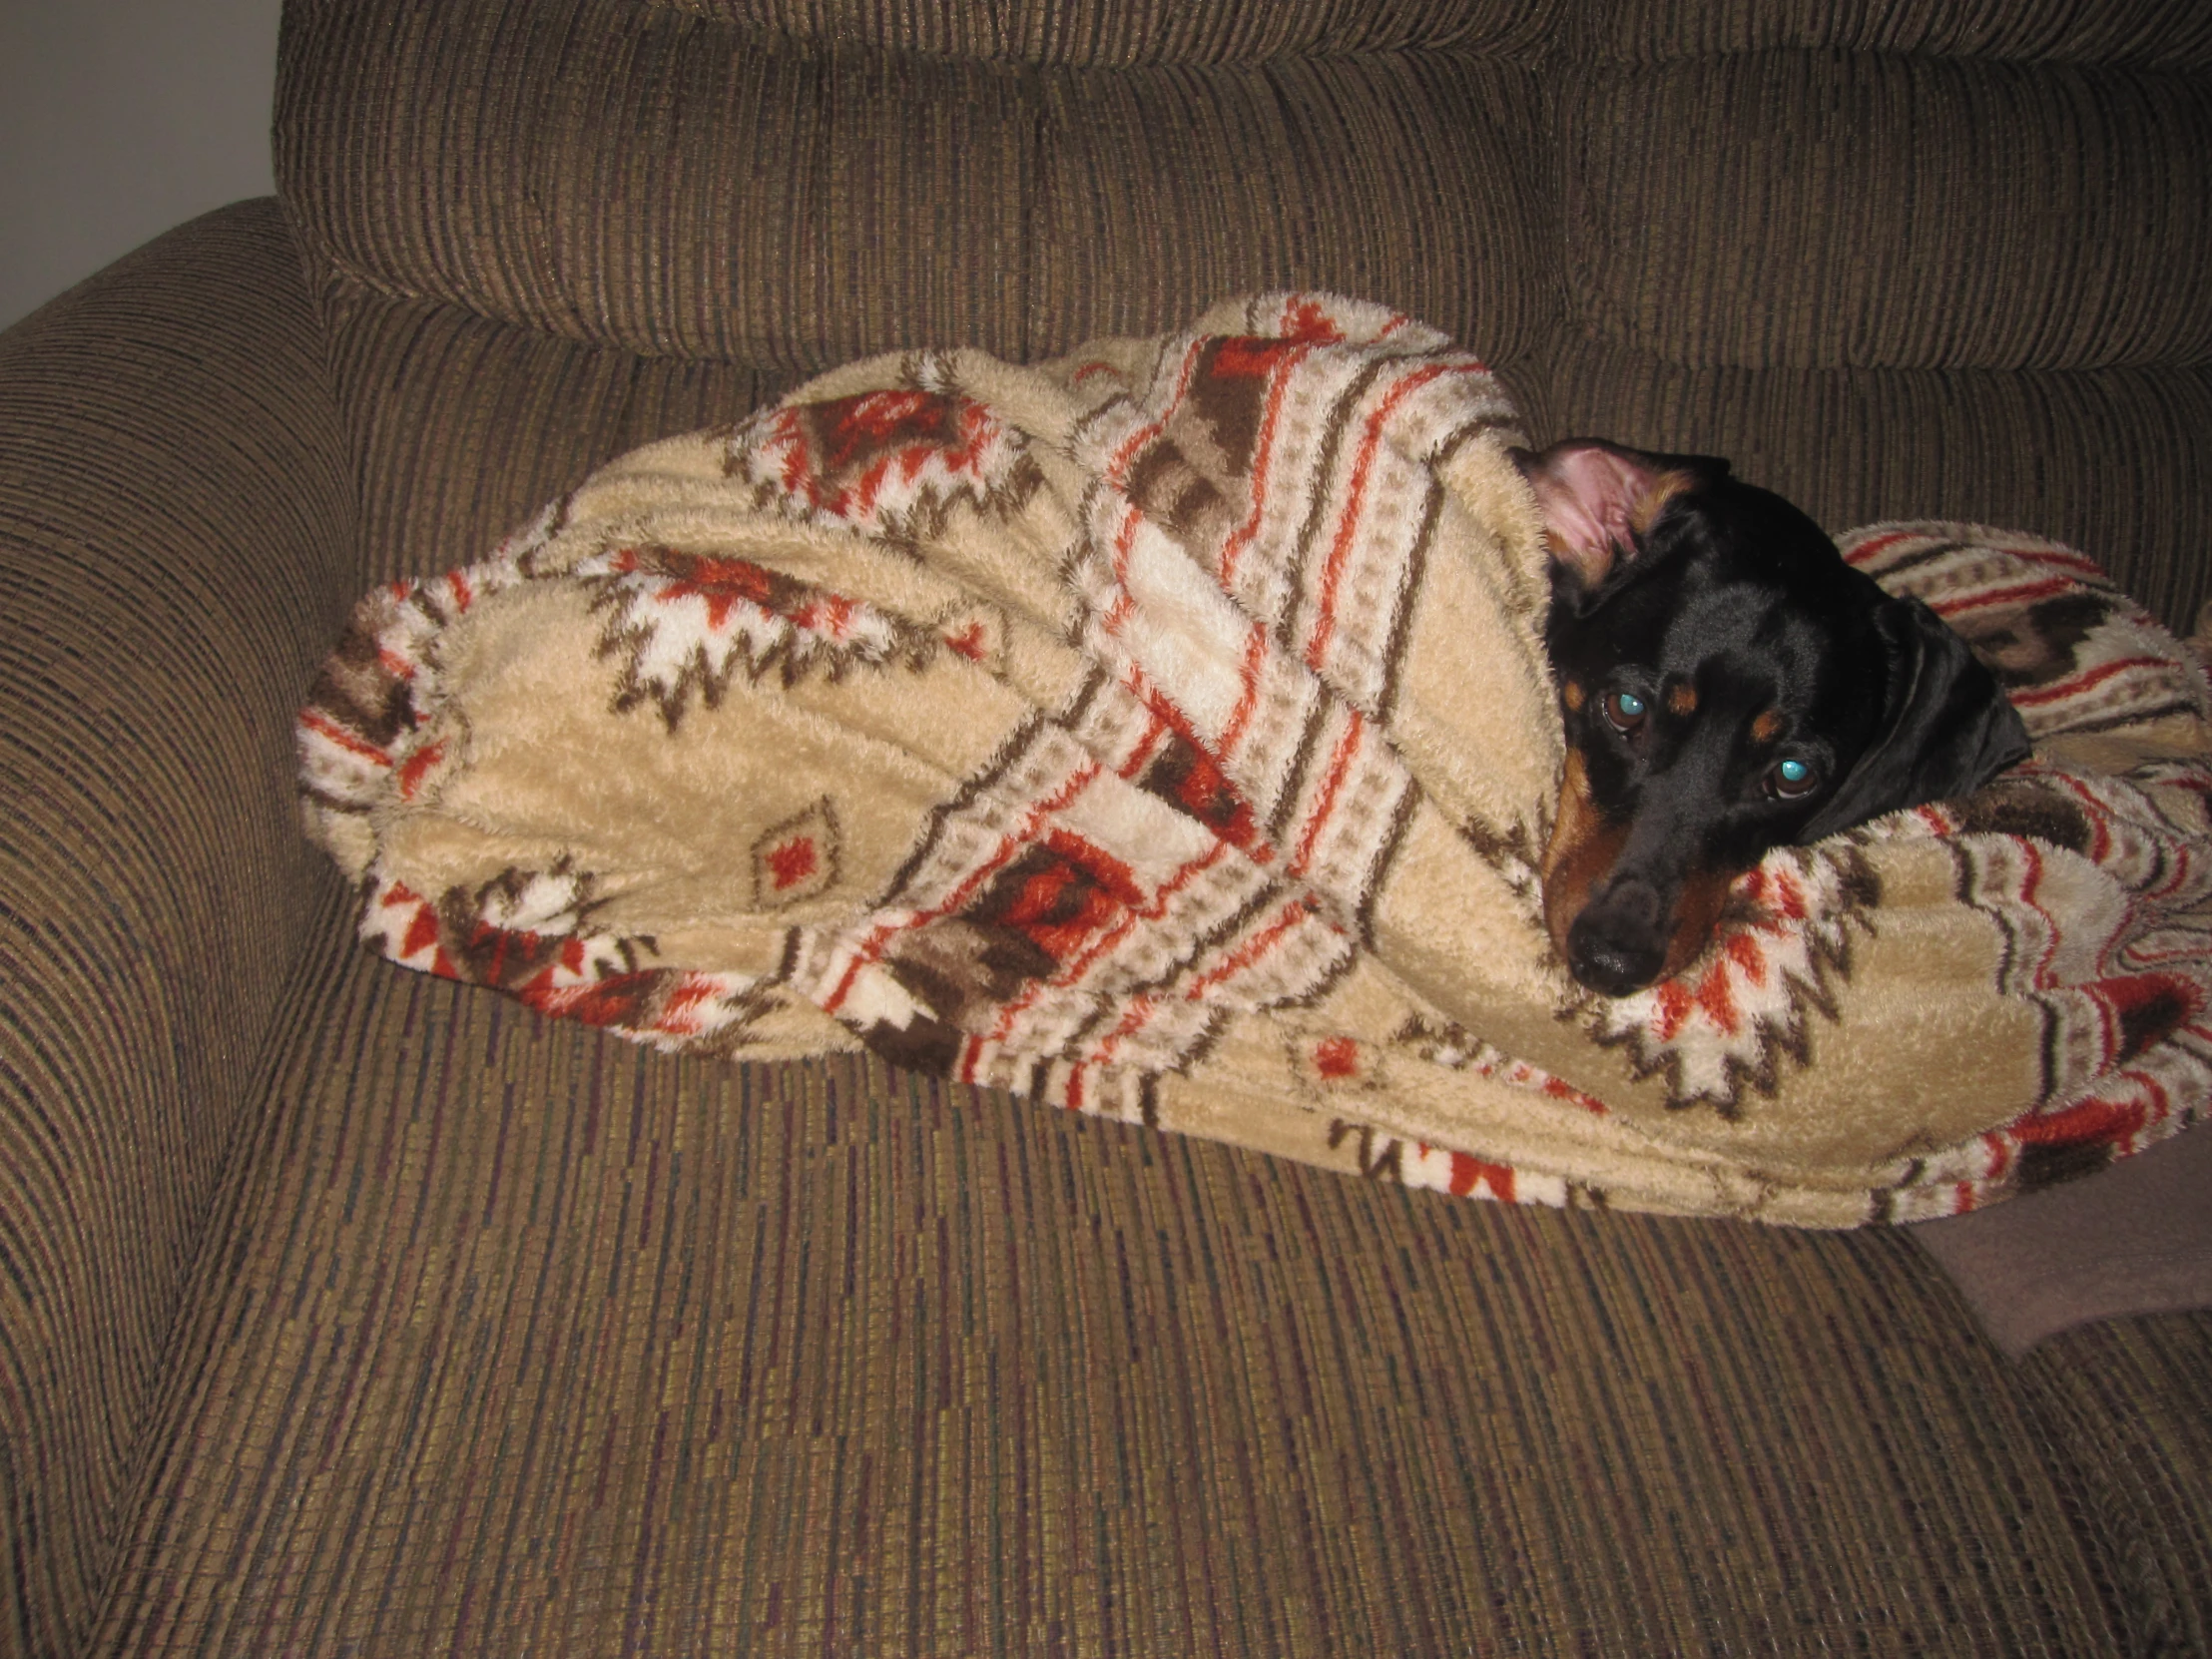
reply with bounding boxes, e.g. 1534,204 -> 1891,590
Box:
274,0 -> 2212,624
1562,52 -> 2212,372
276,0 -> 2212,371
275,0 -> 1564,373
275,0 -> 2212,375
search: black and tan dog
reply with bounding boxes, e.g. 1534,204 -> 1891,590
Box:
1515,439 -> 2031,997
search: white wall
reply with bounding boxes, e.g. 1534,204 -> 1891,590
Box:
0,0 -> 284,332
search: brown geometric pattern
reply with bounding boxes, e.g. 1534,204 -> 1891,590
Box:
582,543 -> 946,730
726,366 -> 1046,547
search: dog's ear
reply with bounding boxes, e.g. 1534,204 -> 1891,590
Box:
1797,596 -> 2032,842
1512,440 -> 1728,594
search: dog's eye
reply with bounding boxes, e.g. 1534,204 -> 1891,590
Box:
1603,690 -> 1647,734
1767,758 -> 1820,800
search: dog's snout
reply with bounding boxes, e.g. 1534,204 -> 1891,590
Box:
1541,748 -> 1739,997
1564,877 -> 1670,997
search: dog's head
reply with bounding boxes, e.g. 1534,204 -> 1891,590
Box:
1519,439 -> 2030,997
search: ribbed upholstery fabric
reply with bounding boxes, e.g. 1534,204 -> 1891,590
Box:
317,276 -> 793,581
652,0 -> 1561,63
2021,1316 -> 2212,1657
1561,54 -> 2212,371
88,895 -> 2121,1656
0,202 -> 357,1659
277,0 -> 1041,369
276,0 -> 1561,368
1588,0 -> 2212,68
1542,337 -> 2212,631
1033,53 -> 1551,359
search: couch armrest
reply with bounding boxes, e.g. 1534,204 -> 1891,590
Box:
0,199 -> 357,1658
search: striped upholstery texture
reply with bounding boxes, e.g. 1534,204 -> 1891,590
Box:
85,882 -> 2122,1654
275,0 -> 1562,369
316,276 -> 795,582
0,203 -> 357,1659
1559,54 -> 2212,370
2,0 -> 2210,1652
2022,1317 -> 2212,1655
272,0 -> 2212,629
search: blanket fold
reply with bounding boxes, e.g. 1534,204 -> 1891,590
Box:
299,293 -> 2211,1226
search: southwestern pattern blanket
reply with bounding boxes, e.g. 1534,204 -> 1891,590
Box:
297,293 -> 2212,1226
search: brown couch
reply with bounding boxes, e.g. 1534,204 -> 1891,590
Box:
3,0 -> 2208,1652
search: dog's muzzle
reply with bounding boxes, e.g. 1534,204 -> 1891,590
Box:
1540,752 -> 1736,997
1561,875 -> 1670,998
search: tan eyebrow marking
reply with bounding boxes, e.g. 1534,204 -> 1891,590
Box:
1667,682 -> 1698,718
1563,680 -> 1585,712
1751,708 -> 1786,745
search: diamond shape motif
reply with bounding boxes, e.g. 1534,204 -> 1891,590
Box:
752,799 -> 839,908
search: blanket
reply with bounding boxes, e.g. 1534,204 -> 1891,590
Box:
298,293 -> 2212,1227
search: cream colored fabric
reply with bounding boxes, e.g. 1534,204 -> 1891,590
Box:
300,294 -> 2212,1226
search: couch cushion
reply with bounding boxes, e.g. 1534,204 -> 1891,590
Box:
1032,55 -> 1552,359
276,0 -> 1558,369
89,893 -> 2126,1654
1560,53 -> 2212,371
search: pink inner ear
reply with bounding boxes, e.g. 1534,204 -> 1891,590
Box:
1523,443 -> 1666,590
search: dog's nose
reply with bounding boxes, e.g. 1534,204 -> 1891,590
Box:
1565,877 -> 1670,996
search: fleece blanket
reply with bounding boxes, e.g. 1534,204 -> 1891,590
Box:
298,293 -> 2212,1227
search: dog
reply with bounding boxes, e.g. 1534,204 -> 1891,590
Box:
1514,439 -> 2031,997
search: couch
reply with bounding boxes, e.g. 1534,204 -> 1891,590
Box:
3,0 -> 2208,1652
